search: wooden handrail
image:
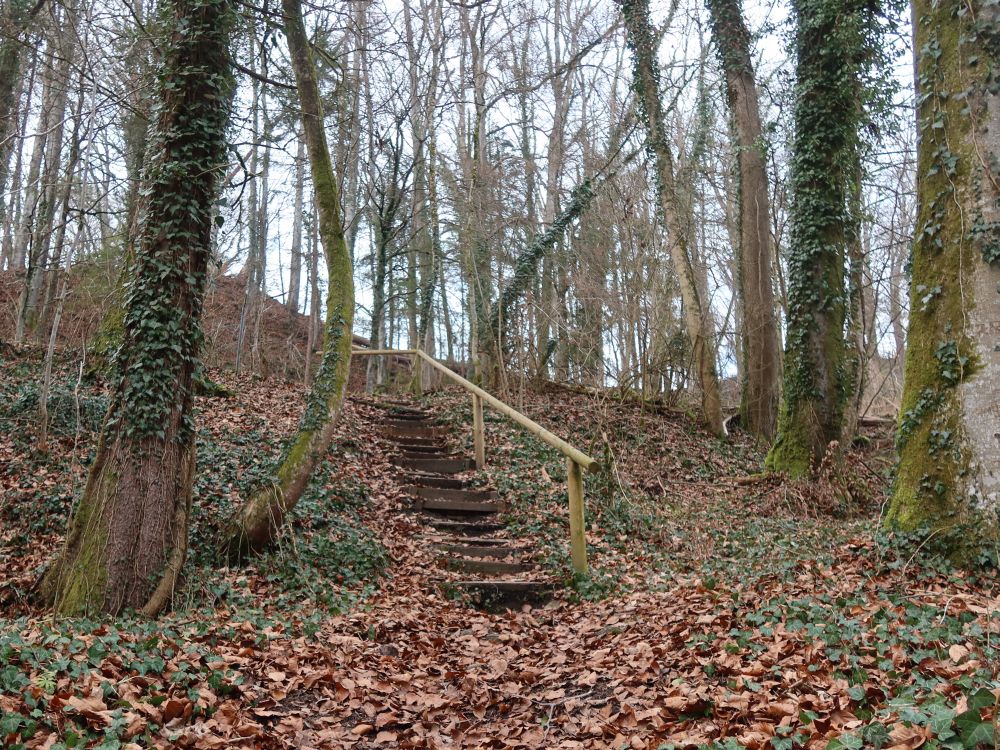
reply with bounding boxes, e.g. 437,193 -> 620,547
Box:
354,347 -> 595,575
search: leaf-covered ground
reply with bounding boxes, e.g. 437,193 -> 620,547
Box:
1,347 -> 997,749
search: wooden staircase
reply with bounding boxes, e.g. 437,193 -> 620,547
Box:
377,399 -> 554,610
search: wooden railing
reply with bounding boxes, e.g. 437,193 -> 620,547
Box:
353,348 -> 599,575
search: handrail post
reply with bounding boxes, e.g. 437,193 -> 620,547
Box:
472,393 -> 485,469
413,350 -> 423,395
567,458 -> 588,576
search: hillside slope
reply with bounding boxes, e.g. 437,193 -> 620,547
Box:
1,349 -> 997,748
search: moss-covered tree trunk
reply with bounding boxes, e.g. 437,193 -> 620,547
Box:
706,0 -> 781,443
619,0 -> 725,437
39,0 -> 234,617
765,0 -> 868,477
889,1 -> 1000,546
224,0 -> 354,560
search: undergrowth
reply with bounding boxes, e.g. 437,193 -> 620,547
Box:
1,353 -> 391,748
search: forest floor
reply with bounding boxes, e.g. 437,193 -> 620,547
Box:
1,345 -> 998,750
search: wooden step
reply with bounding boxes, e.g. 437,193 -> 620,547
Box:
348,397 -> 421,413
445,558 -> 534,575
443,580 -> 555,611
385,410 -> 429,420
388,435 -> 443,447
421,533 -> 506,545
358,399 -> 423,413
445,536 -> 511,546
384,418 -> 438,430
395,443 -> 449,454
394,456 -> 473,474
435,543 -> 528,559
400,452 -> 463,463
402,474 -> 472,490
404,486 -> 498,503
413,497 -> 502,514
385,424 -> 448,440
454,536 -> 517,547
424,519 -> 505,535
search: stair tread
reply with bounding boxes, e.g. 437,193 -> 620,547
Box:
349,397 -> 421,412
445,558 -> 535,574
400,451 -> 462,460
404,485 -> 497,501
428,535 -> 510,545
448,579 -> 553,590
414,497 -> 502,513
384,418 -> 439,429
389,434 -> 443,444
385,426 -> 449,440
402,475 -> 472,489
435,543 -> 530,559
423,519 -> 505,534
395,457 -> 474,474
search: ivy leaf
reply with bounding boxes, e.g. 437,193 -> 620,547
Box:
955,715 -> 995,749
828,732 -> 863,750
966,687 -> 996,711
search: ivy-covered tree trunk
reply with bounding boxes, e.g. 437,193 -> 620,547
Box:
765,0 -> 868,477
706,0 -> 781,443
619,0 -> 726,438
889,1 -> 1000,547
225,0 -> 354,559
39,0 -> 234,617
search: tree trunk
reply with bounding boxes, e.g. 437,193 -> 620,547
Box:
38,211 -> 85,452
0,33 -> 23,268
38,62 -> 87,330
765,0 -> 868,477
225,0 -> 354,559
12,39 -> 57,338
420,122 -> 443,372
333,0 -> 366,262
250,99 -> 272,370
26,23 -> 75,317
235,55 -> 262,374
286,136 -> 304,312
706,0 -> 781,442
889,0 -> 1000,549
89,0 -> 155,372
888,239 -> 906,368
369,220 -> 388,388
39,0 -> 234,617
619,0 -> 726,437
304,206 -> 320,385
455,4 -> 493,381
842,156 -> 867,443
0,0 -> 47,270
0,43 -> 34,271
